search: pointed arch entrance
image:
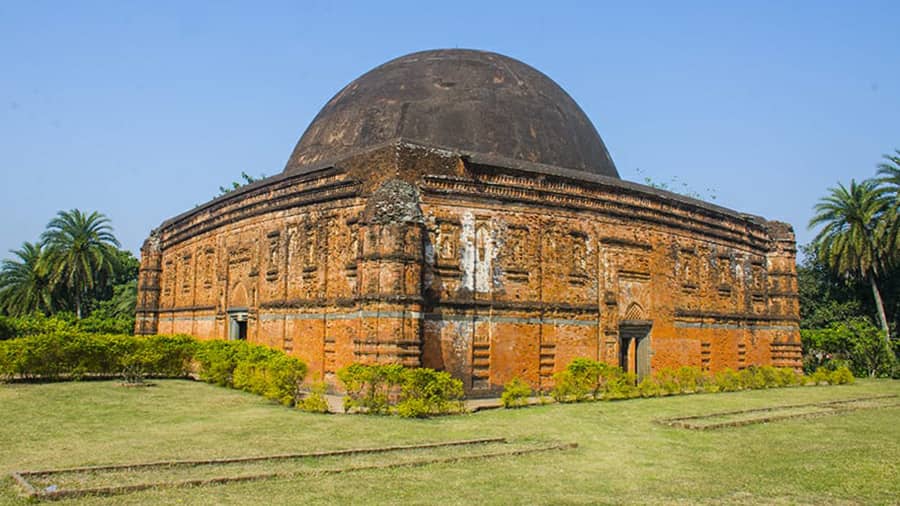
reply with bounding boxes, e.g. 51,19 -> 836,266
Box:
228,283 -> 249,341
619,303 -> 652,380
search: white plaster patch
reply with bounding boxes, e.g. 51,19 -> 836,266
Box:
450,320 -> 471,357
458,212 -> 497,294
474,221 -> 493,293
460,211 -> 476,291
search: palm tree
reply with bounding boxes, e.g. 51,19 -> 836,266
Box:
0,242 -> 55,316
877,149 -> 900,192
41,210 -> 120,318
809,179 -> 892,343
876,149 -> 900,254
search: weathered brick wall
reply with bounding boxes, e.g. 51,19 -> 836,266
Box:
136,141 -> 801,394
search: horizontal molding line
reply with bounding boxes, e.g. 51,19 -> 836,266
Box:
448,315 -> 599,327
674,322 -> 798,331
160,316 -> 217,322
260,311 -> 424,321
259,312 -> 598,326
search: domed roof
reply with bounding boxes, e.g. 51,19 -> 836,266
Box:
284,49 -> 619,178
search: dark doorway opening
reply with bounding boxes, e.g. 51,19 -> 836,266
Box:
618,322 -> 652,381
229,310 -> 249,341
619,337 -> 631,372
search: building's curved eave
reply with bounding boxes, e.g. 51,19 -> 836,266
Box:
157,138 -> 769,235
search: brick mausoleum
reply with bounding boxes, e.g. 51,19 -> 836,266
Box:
135,49 -> 802,394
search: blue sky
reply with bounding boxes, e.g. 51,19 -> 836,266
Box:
1,1 -> 898,260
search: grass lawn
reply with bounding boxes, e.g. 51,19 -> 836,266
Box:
1,379 -> 898,505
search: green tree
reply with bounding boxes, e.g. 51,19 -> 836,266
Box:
801,318 -> 894,377
40,210 -> 121,319
0,242 -> 55,316
81,249 -> 139,317
797,244 -> 868,329
877,149 -> 900,254
809,179 -> 892,343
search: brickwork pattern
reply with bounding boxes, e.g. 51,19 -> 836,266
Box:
136,142 -> 801,394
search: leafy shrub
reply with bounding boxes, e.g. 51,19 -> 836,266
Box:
738,366 -> 768,390
714,368 -> 742,392
0,332 -> 308,405
501,377 -> 532,408
653,368 -> 681,396
552,358 -> 625,402
337,363 -> 405,414
516,358 -> 814,409
396,368 -> 464,418
143,335 -> 198,376
0,312 -> 139,340
117,335 -> 197,383
232,354 -> 306,405
758,366 -> 780,388
336,363 -> 463,417
829,366 -> 854,385
774,367 -> 803,387
550,370 -> 579,403
263,354 -> 308,405
194,339 -> 242,386
635,367 -> 711,397
637,376 -> 662,397
566,358 -> 607,399
4,313 -> 78,338
77,313 -> 134,335
298,382 -> 330,413
676,366 -> 706,393
802,318 -> 894,377
0,332 -> 197,381
0,332 -> 102,380
201,340 -> 307,405
808,368 -> 831,385
605,371 -> 639,400
0,313 -> 81,339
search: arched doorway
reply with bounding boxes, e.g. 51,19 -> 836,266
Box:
228,283 -> 249,341
619,303 -> 652,380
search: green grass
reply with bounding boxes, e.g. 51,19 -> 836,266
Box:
1,379 -> 898,505
660,395 -> 900,429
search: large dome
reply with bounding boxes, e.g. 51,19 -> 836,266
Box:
284,49 -> 619,178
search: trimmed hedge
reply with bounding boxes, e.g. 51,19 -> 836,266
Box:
0,333 -> 196,381
549,358 -> 850,404
0,332 -> 307,406
0,312 -> 133,340
199,340 -> 307,406
336,363 -> 464,417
